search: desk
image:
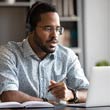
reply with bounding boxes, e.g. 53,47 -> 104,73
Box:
0,106 -> 110,110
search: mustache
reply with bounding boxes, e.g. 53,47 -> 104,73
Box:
47,38 -> 58,43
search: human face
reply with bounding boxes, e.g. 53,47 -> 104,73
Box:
32,12 -> 61,54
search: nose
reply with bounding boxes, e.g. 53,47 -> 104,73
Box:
50,29 -> 59,38
51,29 -> 59,38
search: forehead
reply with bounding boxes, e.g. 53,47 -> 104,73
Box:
38,12 -> 60,25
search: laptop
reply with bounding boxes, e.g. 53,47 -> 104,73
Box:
67,66 -> 110,107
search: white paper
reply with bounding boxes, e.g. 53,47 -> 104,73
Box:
0,101 -> 54,108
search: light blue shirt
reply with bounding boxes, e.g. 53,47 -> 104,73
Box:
0,38 -> 89,101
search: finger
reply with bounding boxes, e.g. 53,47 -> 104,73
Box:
48,84 -> 59,92
48,80 -> 57,92
50,80 -> 56,85
51,85 -> 65,97
48,81 -> 66,93
51,85 -> 65,93
48,80 -> 64,90
53,91 -> 65,99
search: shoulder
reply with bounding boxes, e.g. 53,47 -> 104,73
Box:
0,41 -> 23,59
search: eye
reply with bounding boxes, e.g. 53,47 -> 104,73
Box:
56,27 -> 64,35
44,26 -> 52,32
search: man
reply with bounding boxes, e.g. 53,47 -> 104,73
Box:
0,1 -> 89,103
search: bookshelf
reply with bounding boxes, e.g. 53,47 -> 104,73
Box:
0,0 -> 84,67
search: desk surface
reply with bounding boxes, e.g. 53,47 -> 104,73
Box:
0,106 -> 110,110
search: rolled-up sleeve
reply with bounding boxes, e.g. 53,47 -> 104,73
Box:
0,46 -> 19,94
67,50 -> 89,90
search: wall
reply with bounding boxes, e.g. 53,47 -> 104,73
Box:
0,7 -> 27,45
84,0 -> 110,78
108,0 -> 110,59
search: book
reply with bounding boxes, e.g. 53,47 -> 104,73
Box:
68,0 -> 75,17
51,0 -> 58,9
63,0 -> 69,16
57,0 -> 63,17
0,101 -> 54,109
70,29 -> 78,47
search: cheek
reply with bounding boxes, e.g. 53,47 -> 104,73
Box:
34,30 -> 49,43
37,31 -> 49,41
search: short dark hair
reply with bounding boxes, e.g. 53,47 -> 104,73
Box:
26,1 -> 57,32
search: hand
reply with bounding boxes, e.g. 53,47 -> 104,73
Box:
48,80 -> 74,101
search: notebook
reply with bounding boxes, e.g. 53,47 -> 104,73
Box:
67,66 -> 110,107
0,101 -> 54,109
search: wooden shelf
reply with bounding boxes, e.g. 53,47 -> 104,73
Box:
0,2 -> 30,7
0,0 -> 83,64
60,16 -> 80,22
0,2 -> 79,22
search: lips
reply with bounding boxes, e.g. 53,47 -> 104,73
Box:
50,40 -> 57,43
49,40 -> 58,47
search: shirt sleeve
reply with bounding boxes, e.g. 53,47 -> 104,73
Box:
0,46 -> 19,94
67,50 -> 89,90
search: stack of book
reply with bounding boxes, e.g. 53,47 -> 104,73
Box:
51,0 -> 75,17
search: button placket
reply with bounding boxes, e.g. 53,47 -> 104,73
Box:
38,62 -> 44,98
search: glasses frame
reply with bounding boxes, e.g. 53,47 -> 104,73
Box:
36,25 -> 64,35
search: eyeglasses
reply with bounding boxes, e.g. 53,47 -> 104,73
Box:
37,25 -> 64,35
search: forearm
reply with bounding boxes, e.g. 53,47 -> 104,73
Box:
66,89 -> 88,103
0,90 -> 43,103
48,80 -> 88,103
67,89 -> 88,103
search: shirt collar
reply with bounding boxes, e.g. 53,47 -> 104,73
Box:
22,38 -> 56,59
23,38 -> 36,57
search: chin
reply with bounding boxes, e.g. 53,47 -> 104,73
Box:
43,46 -> 56,53
47,47 -> 56,53
48,49 -> 55,53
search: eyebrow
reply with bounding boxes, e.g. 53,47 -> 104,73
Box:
40,25 -> 61,27
43,25 -> 61,28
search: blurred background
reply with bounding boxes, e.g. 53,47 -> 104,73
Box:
0,0 -> 110,79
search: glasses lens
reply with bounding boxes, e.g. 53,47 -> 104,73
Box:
37,26 -> 64,35
60,27 -> 64,35
56,27 -> 64,35
43,26 -> 52,32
